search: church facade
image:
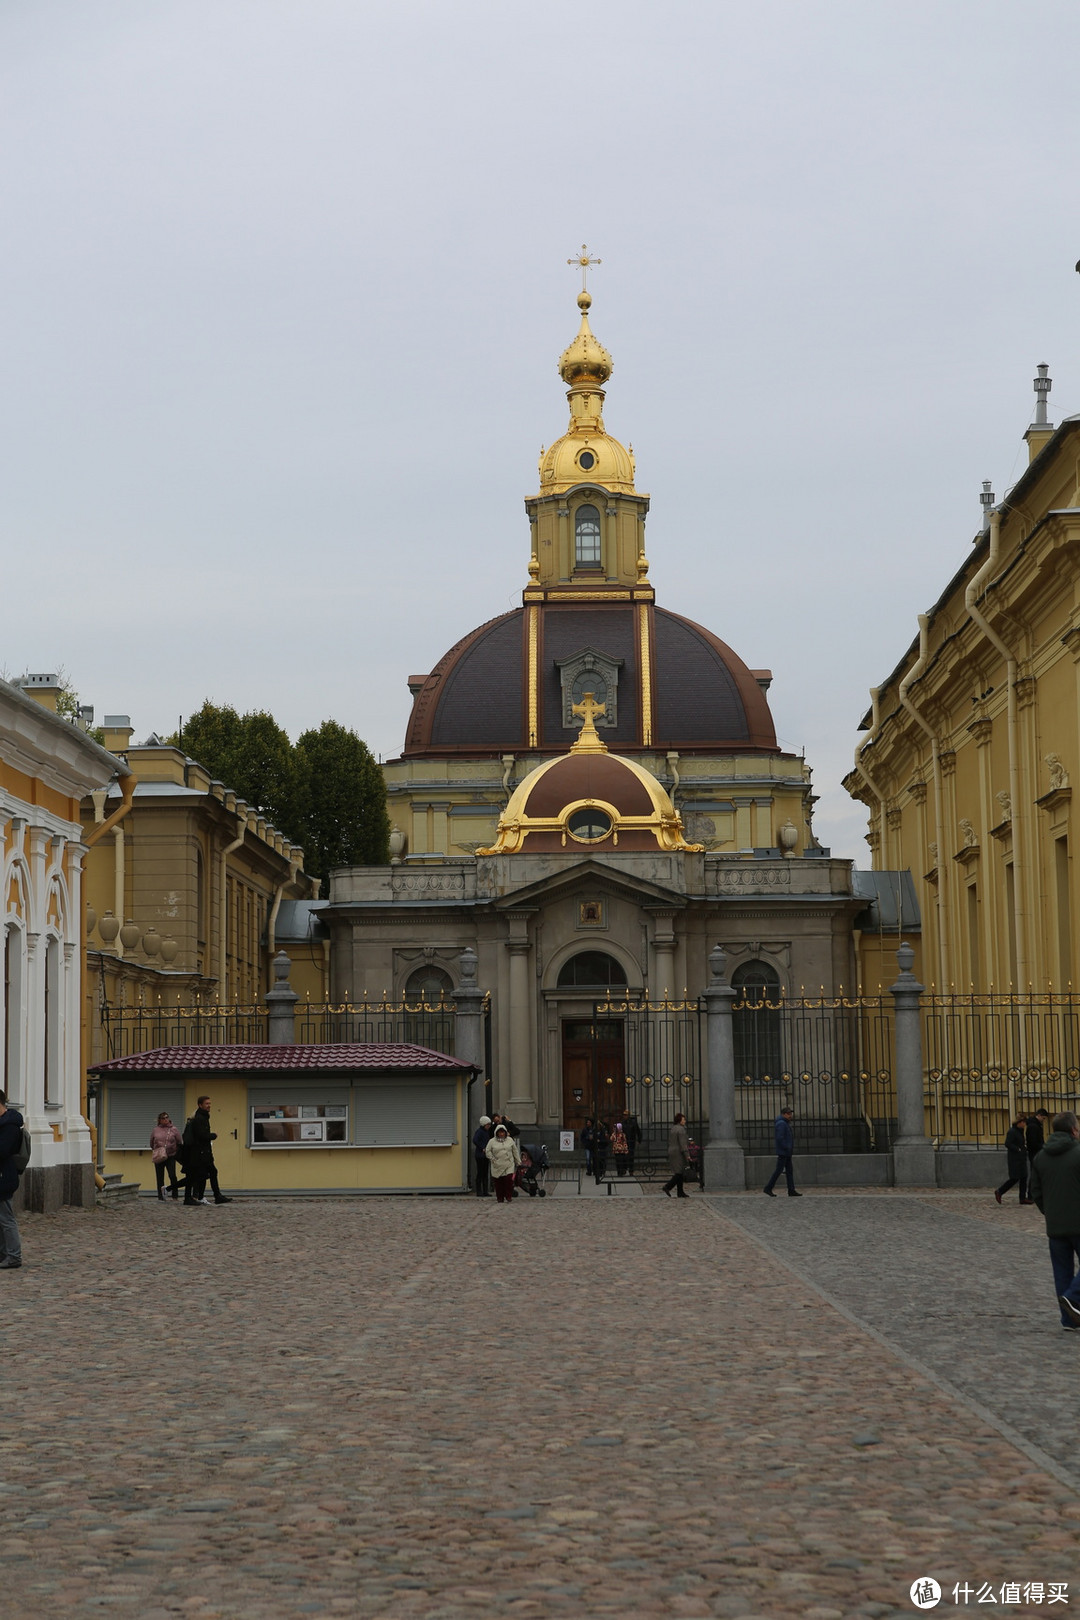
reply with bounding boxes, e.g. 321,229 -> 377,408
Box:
324,285 -> 864,1136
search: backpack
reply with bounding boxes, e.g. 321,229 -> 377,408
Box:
11,1126 -> 31,1175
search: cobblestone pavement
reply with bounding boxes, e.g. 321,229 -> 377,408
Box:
2,1190 -> 1078,1620
713,1189 -> 1080,1492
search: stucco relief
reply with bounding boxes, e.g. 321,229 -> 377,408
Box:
710,865 -> 791,893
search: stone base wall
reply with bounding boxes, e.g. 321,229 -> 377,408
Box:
742,1148 -> 1008,1189
13,1161 -> 96,1213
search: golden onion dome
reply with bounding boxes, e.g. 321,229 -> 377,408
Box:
539,288 -> 636,494
558,291 -> 613,385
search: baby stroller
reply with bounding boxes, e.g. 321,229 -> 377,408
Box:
515,1142 -> 549,1197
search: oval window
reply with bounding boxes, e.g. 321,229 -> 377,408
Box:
579,450 -> 596,470
567,806 -> 613,842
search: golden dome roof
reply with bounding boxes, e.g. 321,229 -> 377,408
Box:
479,697 -> 702,855
538,289 -> 637,496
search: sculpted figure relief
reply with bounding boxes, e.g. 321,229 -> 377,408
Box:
1045,753 -> 1069,792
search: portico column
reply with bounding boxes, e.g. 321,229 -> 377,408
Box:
504,911 -> 537,1125
702,945 -> 745,1191
648,908 -> 679,998
890,941 -> 935,1185
453,948 -> 487,1174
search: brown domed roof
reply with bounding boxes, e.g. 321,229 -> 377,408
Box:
401,603 -> 777,758
479,728 -> 702,856
524,753 -> 655,818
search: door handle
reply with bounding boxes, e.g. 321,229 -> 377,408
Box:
232,1129 -> 238,1140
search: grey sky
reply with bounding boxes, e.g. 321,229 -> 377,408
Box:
3,1 -> 1079,861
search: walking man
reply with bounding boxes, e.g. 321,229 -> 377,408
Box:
182,1096 -> 232,1205
995,1114 -> 1031,1205
0,1089 -> 25,1270
1027,1108 -> 1050,1166
1028,1110 -> 1080,1331
662,1112 -> 691,1198
473,1114 -> 493,1196
763,1107 -> 802,1198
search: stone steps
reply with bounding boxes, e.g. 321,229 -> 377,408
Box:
96,1172 -> 141,1208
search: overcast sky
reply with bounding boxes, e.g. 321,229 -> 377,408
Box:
3,1 -> 1079,861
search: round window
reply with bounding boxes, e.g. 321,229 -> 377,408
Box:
578,450 -> 596,470
567,806 -> 613,842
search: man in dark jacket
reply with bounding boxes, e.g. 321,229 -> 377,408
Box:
1027,1109 -> 1050,1164
0,1088 -> 25,1269
472,1115 -> 493,1196
763,1108 -> 802,1198
182,1096 -> 232,1205
995,1114 -> 1031,1205
1029,1111 -> 1080,1330
661,1112 -> 691,1198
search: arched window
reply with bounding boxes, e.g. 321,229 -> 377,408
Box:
403,966 -> 454,1054
732,961 -> 782,1082
557,951 -> 628,988
574,505 -> 602,568
44,935 -> 60,1105
405,966 -> 453,1002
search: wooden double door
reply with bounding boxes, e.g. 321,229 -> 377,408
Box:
561,1019 -> 625,1135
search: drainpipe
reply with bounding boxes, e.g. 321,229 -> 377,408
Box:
266,861 -> 299,993
964,508 -> 1027,985
84,771 -> 135,848
898,616 -> 949,989
83,773 -> 134,1188
218,814 -> 248,999
853,688 -> 888,867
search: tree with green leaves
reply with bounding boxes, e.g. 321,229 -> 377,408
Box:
295,721 -> 390,891
175,702 -> 388,891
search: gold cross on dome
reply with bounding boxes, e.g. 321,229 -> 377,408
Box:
571,690 -> 608,752
572,690 -> 606,727
568,244 -> 601,292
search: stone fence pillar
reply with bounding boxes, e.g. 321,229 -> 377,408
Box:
890,941 -> 935,1185
266,951 -> 298,1045
453,948 -> 487,1174
702,945 -> 745,1191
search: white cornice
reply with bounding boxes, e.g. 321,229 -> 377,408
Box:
0,680 -> 126,801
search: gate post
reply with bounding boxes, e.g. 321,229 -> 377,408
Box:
453,948 -> 487,1179
265,951 -> 298,1045
702,945 -> 745,1190
889,941 -> 935,1185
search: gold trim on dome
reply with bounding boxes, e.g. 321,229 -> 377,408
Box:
638,603 -> 653,747
527,605 -> 539,748
547,589 -> 632,602
477,722 -> 704,857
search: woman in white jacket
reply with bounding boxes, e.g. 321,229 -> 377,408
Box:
485,1125 -> 521,1204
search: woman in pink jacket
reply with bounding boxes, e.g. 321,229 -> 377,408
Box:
150,1112 -> 183,1200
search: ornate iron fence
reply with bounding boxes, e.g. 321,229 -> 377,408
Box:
592,995 -> 705,1166
93,1000 -> 269,1063
923,990 -> 1080,1149
293,998 -> 458,1054
93,997 -> 462,1065
732,992 -> 897,1155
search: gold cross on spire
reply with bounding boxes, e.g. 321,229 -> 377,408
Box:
567,244 -> 601,292
571,690 -> 608,753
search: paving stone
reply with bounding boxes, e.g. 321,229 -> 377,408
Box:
0,1193 -> 1076,1617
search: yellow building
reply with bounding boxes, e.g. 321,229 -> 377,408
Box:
845,366 -> 1080,992
82,726 -> 322,1068
89,1043 -> 476,1196
1,675 -> 126,1207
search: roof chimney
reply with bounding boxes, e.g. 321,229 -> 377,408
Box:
979,480 -> 994,535
1025,363 -> 1055,463
19,673 -> 63,713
